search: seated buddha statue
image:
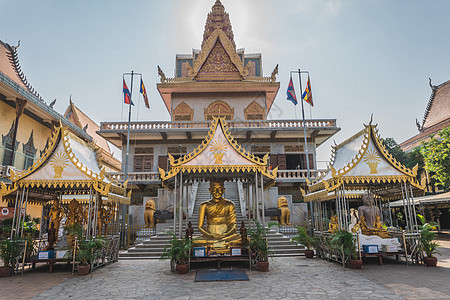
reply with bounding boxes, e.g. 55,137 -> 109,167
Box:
193,180 -> 242,249
328,214 -> 339,233
277,196 -> 291,225
372,215 -> 390,238
358,215 -> 373,236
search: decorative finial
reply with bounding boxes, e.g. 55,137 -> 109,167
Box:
429,77 -> 437,91
157,65 -> 166,83
270,64 -> 279,82
83,124 -> 88,131
416,118 -> 422,131
49,99 -> 56,109
69,94 -> 73,105
11,40 -> 21,51
369,113 -> 373,125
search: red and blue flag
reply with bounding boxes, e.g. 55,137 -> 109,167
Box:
123,79 -> 133,105
140,79 -> 150,109
286,76 -> 297,105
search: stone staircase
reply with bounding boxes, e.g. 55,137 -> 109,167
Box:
119,181 -> 305,260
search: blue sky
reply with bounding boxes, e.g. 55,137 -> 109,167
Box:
1,0 -> 449,165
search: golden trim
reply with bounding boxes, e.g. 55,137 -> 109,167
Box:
204,100 -> 234,120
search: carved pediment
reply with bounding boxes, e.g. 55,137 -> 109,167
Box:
204,100 -> 234,120
244,101 -> 265,120
173,102 -> 194,121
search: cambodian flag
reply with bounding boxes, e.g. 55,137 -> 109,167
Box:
286,76 -> 297,105
123,79 -> 133,105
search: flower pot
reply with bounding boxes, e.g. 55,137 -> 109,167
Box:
0,266 -> 12,277
77,264 -> 90,276
350,259 -> 362,269
176,263 -> 189,274
423,256 -> 438,267
305,250 -> 314,258
257,261 -> 269,272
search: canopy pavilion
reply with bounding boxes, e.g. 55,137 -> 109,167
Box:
0,124 -> 130,271
159,117 -> 278,237
302,118 -> 426,265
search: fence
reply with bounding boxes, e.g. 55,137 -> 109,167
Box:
118,224 -> 157,249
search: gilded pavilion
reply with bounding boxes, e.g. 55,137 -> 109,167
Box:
98,0 -> 340,224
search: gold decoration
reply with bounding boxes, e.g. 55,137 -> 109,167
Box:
204,100 -> 234,120
144,199 -> 156,228
244,101 -> 265,120
173,102 -> 194,121
277,196 -> 291,225
363,149 -> 381,174
210,140 -> 228,164
50,151 -> 70,178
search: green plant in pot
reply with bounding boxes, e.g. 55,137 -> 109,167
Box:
417,214 -> 440,267
248,221 -> 272,271
160,231 -> 192,274
293,226 -> 316,258
331,230 -> 361,269
76,237 -> 106,275
0,238 -> 21,276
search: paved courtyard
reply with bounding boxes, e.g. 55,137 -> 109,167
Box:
0,234 -> 449,300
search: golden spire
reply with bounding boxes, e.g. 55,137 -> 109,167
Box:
203,0 -> 235,48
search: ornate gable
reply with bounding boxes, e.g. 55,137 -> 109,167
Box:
173,102 -> 194,121
195,40 -> 241,81
244,101 -> 265,120
204,100 -> 234,120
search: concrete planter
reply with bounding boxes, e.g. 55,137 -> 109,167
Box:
257,261 -> 269,272
77,264 -> 90,276
423,256 -> 438,267
176,264 -> 189,274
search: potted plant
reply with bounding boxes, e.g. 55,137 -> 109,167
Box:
248,221 -> 271,271
160,231 -> 192,274
76,237 -> 106,275
0,238 -> 21,276
292,226 -> 316,258
331,230 -> 361,269
64,222 -> 83,250
417,214 -> 440,267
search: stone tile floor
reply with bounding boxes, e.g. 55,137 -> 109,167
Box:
0,233 -> 448,300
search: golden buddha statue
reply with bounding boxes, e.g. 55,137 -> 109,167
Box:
66,199 -> 83,228
328,214 -> 339,233
194,180 -> 242,249
372,215 -> 390,238
358,215 -> 373,236
277,196 -> 291,225
46,199 -> 64,239
144,199 -> 156,228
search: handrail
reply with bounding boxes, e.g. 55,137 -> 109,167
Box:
100,119 -> 338,132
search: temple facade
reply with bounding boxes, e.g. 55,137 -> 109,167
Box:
98,0 -> 340,220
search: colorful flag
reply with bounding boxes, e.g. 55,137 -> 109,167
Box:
140,79 -> 150,109
286,76 -> 298,105
302,76 -> 314,107
123,79 -> 133,105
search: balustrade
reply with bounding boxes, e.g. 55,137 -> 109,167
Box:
100,119 -> 337,132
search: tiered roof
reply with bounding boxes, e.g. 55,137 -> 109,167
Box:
157,0 -> 280,114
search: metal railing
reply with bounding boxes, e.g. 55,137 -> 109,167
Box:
118,224 -> 157,249
100,119 -> 338,132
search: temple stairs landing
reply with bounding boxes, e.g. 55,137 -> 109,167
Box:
119,182 -> 306,260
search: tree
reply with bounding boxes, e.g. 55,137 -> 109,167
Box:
382,138 -> 424,179
421,126 -> 450,190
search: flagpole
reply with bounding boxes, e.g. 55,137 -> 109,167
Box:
297,69 -> 310,181
124,70 -> 134,182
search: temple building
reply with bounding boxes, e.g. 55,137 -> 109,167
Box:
400,79 -> 450,152
0,39 -> 120,219
98,0 -> 340,222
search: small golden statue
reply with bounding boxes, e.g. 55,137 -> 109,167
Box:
193,180 -> 242,249
46,199 -> 64,239
277,196 -> 291,225
358,215 -> 374,236
144,199 -> 156,228
372,215 -> 390,238
328,214 -> 339,233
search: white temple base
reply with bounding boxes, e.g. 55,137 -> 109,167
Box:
358,233 -> 400,249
